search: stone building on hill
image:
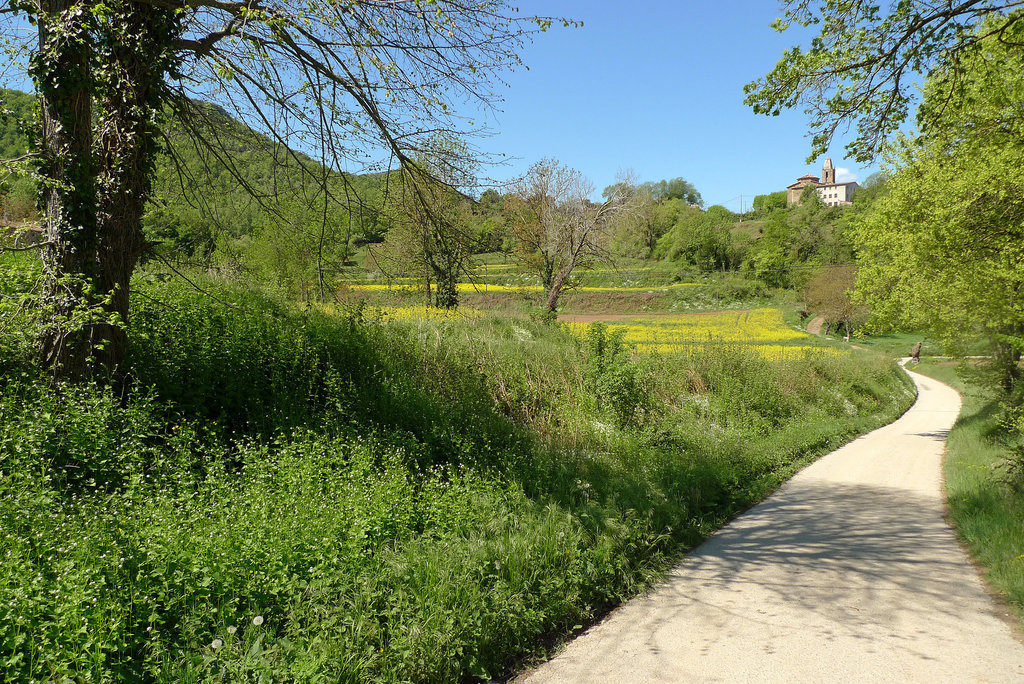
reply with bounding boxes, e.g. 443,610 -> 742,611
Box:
786,157 -> 859,206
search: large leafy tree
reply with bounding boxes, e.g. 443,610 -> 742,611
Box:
641,177 -> 703,207
745,1 -> 1024,162
854,20 -> 1024,393
653,204 -> 733,271
2,1 -> 560,381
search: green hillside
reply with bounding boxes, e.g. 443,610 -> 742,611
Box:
0,89 -> 390,260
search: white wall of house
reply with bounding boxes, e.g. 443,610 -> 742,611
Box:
816,182 -> 857,206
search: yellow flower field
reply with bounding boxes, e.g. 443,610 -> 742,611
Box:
321,304 -> 840,360
371,305 -> 483,322
317,303 -> 483,322
563,309 -> 843,359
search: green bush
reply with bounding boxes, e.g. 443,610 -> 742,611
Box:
583,323 -> 652,428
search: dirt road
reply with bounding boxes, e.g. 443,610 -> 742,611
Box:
521,367 -> 1024,683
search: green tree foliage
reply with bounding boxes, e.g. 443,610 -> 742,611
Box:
147,102 -> 388,263
854,21 -> 1024,393
0,88 -> 35,225
803,265 -> 863,337
745,1 -> 1024,162
0,88 -> 391,293
0,90 -> 33,160
601,180 -> 656,259
603,176 -> 704,259
653,204 -> 734,271
467,188 -> 511,254
380,136 -> 479,309
745,190 -> 850,288
642,177 -> 703,206
751,190 -> 787,216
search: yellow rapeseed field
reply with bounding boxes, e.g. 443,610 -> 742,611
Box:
318,303 -> 482,322
371,305 -> 484,322
564,309 -> 842,359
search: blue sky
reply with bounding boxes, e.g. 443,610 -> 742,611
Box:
476,1 -> 881,210
1,3 -> 882,211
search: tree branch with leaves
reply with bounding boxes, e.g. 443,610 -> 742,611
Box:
1,0 -> 571,381
745,0 -> 1024,162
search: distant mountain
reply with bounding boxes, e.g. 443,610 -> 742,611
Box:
0,89 -> 391,255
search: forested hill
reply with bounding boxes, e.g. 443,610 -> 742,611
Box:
0,89 -> 32,161
0,89 -> 390,257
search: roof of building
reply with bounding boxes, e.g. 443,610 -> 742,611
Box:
786,176 -> 820,190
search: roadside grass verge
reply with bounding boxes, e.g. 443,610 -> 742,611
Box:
851,332 -> 939,359
912,360 -> 1024,623
0,260 -> 915,681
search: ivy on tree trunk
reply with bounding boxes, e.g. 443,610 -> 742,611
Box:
29,1 -> 180,383
34,0 -> 100,381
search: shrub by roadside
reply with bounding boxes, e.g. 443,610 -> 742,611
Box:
912,361 -> 1024,622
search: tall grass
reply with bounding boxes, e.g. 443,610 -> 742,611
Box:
913,361 -> 1024,620
0,263 -> 915,681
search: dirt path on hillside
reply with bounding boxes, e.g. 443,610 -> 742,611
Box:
519,367 -> 1024,683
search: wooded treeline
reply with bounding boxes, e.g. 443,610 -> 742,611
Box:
2,85 -> 874,313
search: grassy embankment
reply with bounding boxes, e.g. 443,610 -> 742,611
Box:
0,253 -> 914,681
910,360 -> 1024,623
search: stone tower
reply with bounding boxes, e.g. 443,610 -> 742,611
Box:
822,157 -> 836,185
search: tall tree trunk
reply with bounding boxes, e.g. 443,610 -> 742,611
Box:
92,5 -> 178,383
545,267 -> 569,313
35,0 -> 99,381
434,265 -> 458,309
32,2 -> 177,384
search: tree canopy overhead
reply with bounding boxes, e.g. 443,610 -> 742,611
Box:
745,1 -> 1024,162
853,17 -> 1024,393
1,0 -> 568,381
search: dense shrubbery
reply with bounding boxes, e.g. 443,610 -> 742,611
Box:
0,265 -> 914,681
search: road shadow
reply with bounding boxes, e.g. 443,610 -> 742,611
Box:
911,429 -> 951,439
645,478 -> 992,641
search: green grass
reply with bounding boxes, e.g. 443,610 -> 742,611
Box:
0,255 -> 917,681
850,331 -> 936,357
912,360 -> 1024,623
852,330 -> 992,359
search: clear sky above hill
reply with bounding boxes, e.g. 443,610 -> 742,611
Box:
1,2 -> 883,210
478,1 -> 882,209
